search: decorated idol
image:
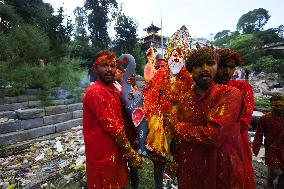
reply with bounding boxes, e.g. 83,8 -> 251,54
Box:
143,25 -> 193,157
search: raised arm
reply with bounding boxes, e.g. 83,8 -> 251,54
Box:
174,88 -> 244,146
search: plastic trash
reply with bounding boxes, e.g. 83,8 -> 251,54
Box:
55,140 -> 64,153
35,153 -> 44,161
77,146 -> 85,155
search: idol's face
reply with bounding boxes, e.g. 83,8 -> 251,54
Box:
168,49 -> 185,75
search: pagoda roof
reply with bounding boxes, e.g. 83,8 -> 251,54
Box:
143,23 -> 161,33
140,33 -> 164,39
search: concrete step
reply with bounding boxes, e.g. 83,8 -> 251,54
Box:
0,98 -> 77,112
0,118 -> 82,144
0,110 -> 83,134
0,102 -> 82,119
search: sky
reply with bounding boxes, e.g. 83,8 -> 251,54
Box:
44,0 -> 284,40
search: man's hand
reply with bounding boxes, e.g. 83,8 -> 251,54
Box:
127,74 -> 137,87
129,151 -> 142,169
115,131 -> 142,169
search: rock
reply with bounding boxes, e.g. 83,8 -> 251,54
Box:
17,95 -> 30,103
54,118 -> 82,133
72,110 -> 82,119
24,88 -> 41,95
67,103 -> 82,112
20,118 -> 45,130
64,98 -> 76,105
44,105 -> 67,116
0,120 -> 21,134
16,109 -> 45,120
0,111 -> 16,120
43,112 -> 73,125
0,125 -> 56,144
28,101 -> 41,108
0,102 -> 29,112
3,97 -> 18,104
50,100 -> 65,106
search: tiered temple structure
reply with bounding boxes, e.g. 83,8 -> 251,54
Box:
139,22 -> 168,56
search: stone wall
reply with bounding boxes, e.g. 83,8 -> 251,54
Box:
0,99 -> 82,145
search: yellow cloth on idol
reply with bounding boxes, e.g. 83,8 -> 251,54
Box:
146,114 -> 170,157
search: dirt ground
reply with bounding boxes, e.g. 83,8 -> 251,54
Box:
253,160 -> 267,189
49,159 -> 268,189
0,126 -> 269,189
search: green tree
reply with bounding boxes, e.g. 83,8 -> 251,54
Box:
255,28 -> 284,45
114,13 -> 137,54
74,6 -> 88,42
68,6 -> 90,60
84,0 -> 118,48
113,12 -> 146,75
0,24 -> 51,63
0,0 -> 83,99
47,7 -> 73,59
237,8 -> 270,34
0,3 -> 21,32
229,34 -> 263,64
214,30 -> 230,40
276,25 -> 284,38
132,42 -> 146,76
4,0 -> 73,59
212,31 -> 240,48
251,55 -> 284,75
3,0 -> 54,30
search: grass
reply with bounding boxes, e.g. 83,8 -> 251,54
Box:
0,143 -> 7,150
134,157 -> 155,189
254,97 -> 270,107
44,158 -> 156,189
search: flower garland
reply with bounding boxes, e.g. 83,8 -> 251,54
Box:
159,65 -> 192,105
143,64 -> 192,119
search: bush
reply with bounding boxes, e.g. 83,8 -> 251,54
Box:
254,97 -> 270,107
0,24 -> 51,63
0,58 -> 84,99
252,55 -> 279,73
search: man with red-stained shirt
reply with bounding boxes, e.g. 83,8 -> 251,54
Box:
167,48 -> 247,189
215,49 -> 255,189
252,94 -> 284,188
82,50 -> 142,189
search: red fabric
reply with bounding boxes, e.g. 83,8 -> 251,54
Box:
252,112 -> 284,170
143,65 -> 192,119
228,80 -> 255,189
228,80 -> 254,133
122,107 -> 138,149
82,81 -> 128,189
174,84 -> 248,189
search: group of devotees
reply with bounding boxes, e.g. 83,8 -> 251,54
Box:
82,26 -> 284,189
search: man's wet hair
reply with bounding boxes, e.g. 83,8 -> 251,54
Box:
94,50 -> 116,65
186,47 -> 219,72
216,49 -> 244,66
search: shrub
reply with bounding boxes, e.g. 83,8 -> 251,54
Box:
254,97 -> 270,107
0,58 -> 84,100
